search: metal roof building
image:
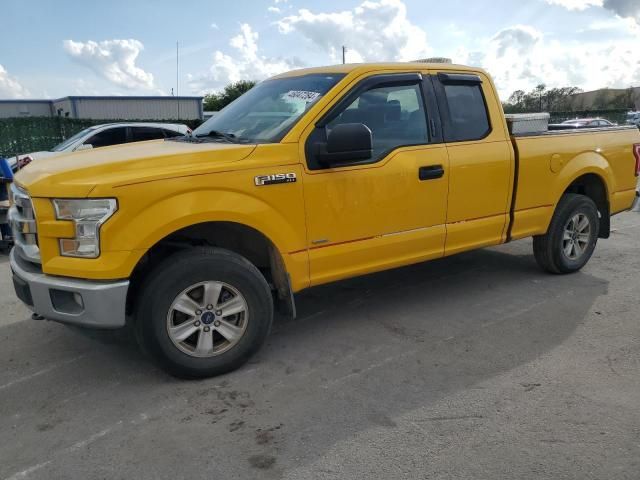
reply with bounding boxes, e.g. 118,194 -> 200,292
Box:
0,96 -> 203,120
568,87 -> 640,111
0,100 -> 54,118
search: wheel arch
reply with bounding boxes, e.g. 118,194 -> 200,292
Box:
558,170 -> 611,239
126,221 -> 296,318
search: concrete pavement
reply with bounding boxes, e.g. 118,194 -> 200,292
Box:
1,212 -> 639,479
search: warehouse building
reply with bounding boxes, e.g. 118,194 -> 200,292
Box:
0,99 -> 54,118
0,96 -> 203,120
568,87 -> 640,111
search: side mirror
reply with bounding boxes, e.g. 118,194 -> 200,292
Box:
317,123 -> 372,164
75,144 -> 93,151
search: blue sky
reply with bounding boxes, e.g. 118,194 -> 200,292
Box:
0,0 -> 639,100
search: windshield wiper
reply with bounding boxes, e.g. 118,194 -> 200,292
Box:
195,130 -> 238,143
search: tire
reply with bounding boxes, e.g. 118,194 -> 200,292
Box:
533,193 -> 599,274
134,247 -> 273,378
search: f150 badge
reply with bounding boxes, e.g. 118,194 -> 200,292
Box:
254,173 -> 297,186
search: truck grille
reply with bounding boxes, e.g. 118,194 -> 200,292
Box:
8,183 -> 41,263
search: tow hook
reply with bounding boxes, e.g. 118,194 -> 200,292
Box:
31,313 -> 45,321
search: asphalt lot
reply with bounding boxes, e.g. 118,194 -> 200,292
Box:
1,211 -> 639,480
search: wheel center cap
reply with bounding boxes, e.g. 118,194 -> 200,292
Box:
201,311 -> 215,325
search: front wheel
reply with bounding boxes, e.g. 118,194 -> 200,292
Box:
533,193 -> 599,274
135,248 -> 273,378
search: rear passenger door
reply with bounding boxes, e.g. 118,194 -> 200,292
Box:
431,72 -> 513,255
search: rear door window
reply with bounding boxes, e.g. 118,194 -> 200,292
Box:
130,126 -> 166,142
163,129 -> 184,138
85,127 -> 127,148
442,84 -> 490,142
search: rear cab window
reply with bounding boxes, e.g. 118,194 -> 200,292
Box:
432,72 -> 493,143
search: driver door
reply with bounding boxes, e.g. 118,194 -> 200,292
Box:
302,73 -> 449,286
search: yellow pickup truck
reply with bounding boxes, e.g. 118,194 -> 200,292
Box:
9,63 -> 640,378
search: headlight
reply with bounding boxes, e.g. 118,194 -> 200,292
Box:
53,198 -> 117,258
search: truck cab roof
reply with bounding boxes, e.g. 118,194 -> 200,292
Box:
272,62 -> 488,79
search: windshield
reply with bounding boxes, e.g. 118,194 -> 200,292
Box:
52,127 -> 97,152
192,73 -> 345,143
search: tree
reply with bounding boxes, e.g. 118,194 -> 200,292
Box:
505,90 -> 526,112
545,86 -> 582,111
534,84 -> 546,111
503,85 -> 582,113
203,80 -> 257,111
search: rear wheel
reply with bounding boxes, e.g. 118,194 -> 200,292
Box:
533,193 -> 599,274
135,247 -> 273,378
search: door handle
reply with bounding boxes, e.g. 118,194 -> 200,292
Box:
418,165 -> 445,181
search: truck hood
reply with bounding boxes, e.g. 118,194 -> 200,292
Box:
14,139 -> 257,198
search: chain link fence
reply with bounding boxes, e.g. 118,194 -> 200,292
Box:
549,109 -> 631,125
0,117 -> 203,158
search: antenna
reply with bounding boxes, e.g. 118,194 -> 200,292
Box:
176,41 -> 180,119
342,46 -> 347,64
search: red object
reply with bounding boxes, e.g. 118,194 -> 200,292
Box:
17,155 -> 32,169
634,144 -> 640,177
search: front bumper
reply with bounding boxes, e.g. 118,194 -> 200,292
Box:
9,248 -> 129,328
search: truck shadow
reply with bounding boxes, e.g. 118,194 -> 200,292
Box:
0,243 -> 608,477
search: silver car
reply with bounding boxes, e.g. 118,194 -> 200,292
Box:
626,111 -> 640,127
8,122 -> 190,170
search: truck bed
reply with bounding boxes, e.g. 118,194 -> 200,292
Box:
511,125 -> 639,138
508,125 -> 640,241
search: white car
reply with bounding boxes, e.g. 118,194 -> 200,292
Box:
626,111 -> 640,127
8,122 -> 190,170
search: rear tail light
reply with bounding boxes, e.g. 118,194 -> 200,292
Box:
634,144 -> 640,177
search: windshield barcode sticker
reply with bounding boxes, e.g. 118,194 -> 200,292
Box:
283,90 -> 321,101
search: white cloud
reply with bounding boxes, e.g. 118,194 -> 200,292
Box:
188,24 -> 302,94
277,0 -> 430,63
63,39 -> 156,91
545,0 -> 602,11
461,24 -> 640,98
0,64 -> 29,98
210,22 -> 219,29
268,6 -> 281,13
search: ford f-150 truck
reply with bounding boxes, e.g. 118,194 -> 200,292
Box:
8,63 -> 640,378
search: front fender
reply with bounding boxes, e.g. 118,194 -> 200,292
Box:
42,167 -> 309,281
103,172 -> 307,256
